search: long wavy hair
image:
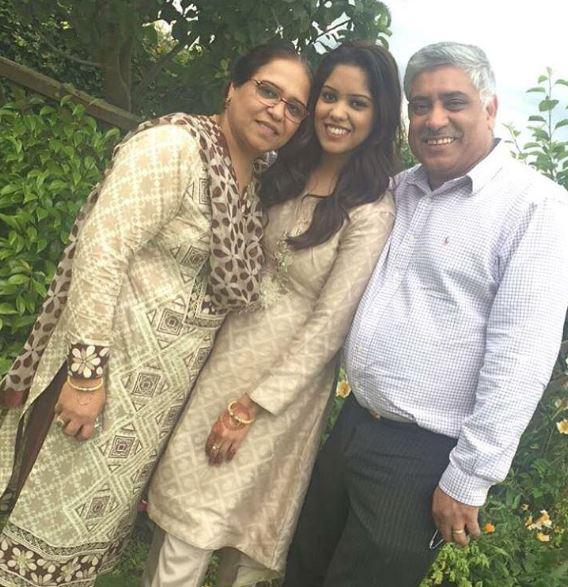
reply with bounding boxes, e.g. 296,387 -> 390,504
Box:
260,41 -> 403,249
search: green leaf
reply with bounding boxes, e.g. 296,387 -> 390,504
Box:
528,115 -> 546,123
0,303 -> 18,315
0,214 -> 21,231
539,99 -> 559,112
555,79 -> 568,87
554,120 -> 568,130
0,184 -> 20,196
527,87 -> 546,93
8,274 -> 29,285
537,74 -> 548,83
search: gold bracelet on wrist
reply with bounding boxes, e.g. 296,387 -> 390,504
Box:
67,375 -> 103,392
227,400 -> 255,426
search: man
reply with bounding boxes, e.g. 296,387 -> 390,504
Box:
283,42 -> 568,586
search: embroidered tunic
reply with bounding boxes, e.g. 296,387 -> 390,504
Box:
0,114 -> 263,586
148,192 -> 395,573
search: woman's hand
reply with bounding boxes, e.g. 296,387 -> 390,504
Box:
205,395 -> 259,465
54,377 -> 106,442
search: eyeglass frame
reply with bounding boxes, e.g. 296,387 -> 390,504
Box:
250,78 -> 309,123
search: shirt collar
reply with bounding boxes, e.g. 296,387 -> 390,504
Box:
406,138 -> 507,197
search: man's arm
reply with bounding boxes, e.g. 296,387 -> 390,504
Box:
434,191 -> 568,541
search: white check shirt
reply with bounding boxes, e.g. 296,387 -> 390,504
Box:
345,140 -> 568,506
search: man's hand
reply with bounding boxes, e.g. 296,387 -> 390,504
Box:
205,394 -> 258,465
54,378 -> 106,442
432,486 -> 481,547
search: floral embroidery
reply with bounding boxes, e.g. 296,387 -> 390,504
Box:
0,522 -> 126,587
256,238 -> 293,309
68,344 -> 109,379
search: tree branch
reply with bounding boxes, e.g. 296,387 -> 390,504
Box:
136,31 -> 198,97
311,18 -> 350,44
44,40 -> 102,68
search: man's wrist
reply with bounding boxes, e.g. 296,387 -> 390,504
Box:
438,463 -> 492,507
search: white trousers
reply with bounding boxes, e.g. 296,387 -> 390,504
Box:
142,527 -> 212,587
142,527 -> 279,587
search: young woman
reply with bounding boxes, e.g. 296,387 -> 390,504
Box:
0,43 -> 310,587
146,42 -> 402,587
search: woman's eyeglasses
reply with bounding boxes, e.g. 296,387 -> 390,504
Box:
251,79 -> 308,123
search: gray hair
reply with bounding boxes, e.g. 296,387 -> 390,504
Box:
403,42 -> 496,106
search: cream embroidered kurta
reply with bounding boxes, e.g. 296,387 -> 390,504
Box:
148,191 -> 395,573
0,117 -> 262,587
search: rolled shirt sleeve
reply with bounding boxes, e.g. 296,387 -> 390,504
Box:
439,193 -> 568,505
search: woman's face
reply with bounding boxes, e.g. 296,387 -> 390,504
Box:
314,64 -> 375,160
226,58 -> 310,158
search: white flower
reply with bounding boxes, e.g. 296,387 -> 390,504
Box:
8,547 -> 36,573
30,572 -> 53,585
60,558 -> 81,581
70,346 -> 101,378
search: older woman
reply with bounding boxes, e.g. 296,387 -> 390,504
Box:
0,42 -> 311,587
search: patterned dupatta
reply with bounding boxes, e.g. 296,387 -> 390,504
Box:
0,113 -> 264,408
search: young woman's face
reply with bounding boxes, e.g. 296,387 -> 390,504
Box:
226,58 -> 310,158
314,64 -> 375,160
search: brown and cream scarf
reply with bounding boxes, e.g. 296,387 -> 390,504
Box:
0,113 -> 264,407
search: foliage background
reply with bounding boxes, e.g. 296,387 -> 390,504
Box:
1,4 -> 567,586
1,0 -> 391,115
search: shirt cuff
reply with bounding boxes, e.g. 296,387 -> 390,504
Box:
438,462 -> 493,507
67,343 -> 109,379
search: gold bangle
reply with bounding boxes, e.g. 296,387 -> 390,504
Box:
67,375 -> 103,392
227,400 -> 255,425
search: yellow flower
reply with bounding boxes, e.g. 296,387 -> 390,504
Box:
536,532 -> 551,542
527,510 -> 552,530
554,398 -> 568,411
556,419 -> 568,434
521,503 -> 530,512
483,522 -> 495,534
336,380 -> 351,398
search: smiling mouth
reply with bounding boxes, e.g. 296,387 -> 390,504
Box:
424,137 -> 456,145
258,120 -> 278,135
326,124 -> 350,136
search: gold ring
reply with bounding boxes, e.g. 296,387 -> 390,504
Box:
452,529 -> 466,534
211,445 -> 219,451
55,417 -> 66,428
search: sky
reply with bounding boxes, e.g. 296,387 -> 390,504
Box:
387,0 -> 568,140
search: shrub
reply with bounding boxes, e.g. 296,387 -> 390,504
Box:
0,89 -> 120,374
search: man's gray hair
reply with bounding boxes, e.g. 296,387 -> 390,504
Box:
404,42 -> 496,106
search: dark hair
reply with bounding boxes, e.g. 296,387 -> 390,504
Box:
224,40 -> 311,98
261,41 -> 403,249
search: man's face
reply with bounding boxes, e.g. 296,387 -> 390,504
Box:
407,65 -> 497,189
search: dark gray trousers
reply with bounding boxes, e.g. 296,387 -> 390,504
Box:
283,395 -> 456,587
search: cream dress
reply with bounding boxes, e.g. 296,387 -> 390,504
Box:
148,191 -> 395,577
0,115 -> 264,587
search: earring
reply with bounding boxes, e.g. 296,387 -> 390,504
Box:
224,97 -> 232,107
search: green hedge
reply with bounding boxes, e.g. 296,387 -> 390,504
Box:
0,89 -> 120,374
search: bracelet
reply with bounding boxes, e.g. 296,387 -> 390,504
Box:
227,400 -> 255,426
67,375 -> 103,392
